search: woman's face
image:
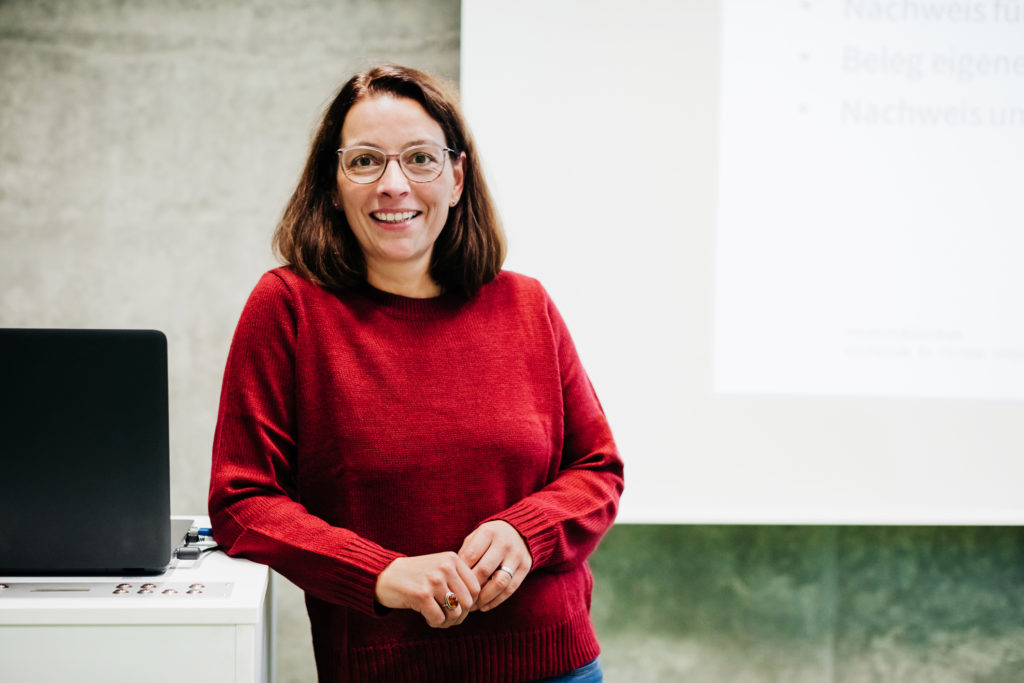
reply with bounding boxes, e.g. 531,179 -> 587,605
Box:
336,94 -> 464,287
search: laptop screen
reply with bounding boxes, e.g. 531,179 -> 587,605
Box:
0,329 -> 171,575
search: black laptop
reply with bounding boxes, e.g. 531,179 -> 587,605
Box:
0,329 -> 171,575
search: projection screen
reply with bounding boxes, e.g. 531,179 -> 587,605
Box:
460,0 -> 1024,524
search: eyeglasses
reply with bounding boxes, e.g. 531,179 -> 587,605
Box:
336,144 -> 457,184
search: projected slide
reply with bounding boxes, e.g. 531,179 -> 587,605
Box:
464,0 -> 1024,523
713,0 -> 1024,399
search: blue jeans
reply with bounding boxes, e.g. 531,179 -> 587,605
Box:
537,657 -> 603,682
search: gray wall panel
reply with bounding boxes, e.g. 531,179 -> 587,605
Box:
1,3 -> 458,680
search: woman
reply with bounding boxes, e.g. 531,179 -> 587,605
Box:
208,64 -> 623,683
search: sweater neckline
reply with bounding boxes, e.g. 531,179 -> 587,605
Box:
356,282 -> 467,320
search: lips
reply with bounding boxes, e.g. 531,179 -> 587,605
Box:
371,210 -> 421,224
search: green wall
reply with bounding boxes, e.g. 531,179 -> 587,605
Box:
590,525 -> 1024,682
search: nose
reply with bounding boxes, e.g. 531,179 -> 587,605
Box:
376,157 -> 410,196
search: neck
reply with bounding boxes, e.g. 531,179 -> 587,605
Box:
365,261 -> 442,299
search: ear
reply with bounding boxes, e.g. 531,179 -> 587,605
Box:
450,151 -> 466,206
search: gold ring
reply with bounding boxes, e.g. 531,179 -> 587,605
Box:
443,591 -> 459,610
499,565 -> 515,580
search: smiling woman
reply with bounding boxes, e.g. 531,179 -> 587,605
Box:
207,64 -> 624,683
270,64 -> 504,299
334,95 -> 465,298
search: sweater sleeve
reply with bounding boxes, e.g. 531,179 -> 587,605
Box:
207,271 -> 402,614
486,288 -> 624,572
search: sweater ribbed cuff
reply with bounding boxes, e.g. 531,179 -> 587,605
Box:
486,503 -> 559,568
326,538 -> 404,616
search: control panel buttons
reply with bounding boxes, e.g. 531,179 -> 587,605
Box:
5,581 -> 232,599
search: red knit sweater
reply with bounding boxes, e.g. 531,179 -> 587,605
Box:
208,267 -> 623,682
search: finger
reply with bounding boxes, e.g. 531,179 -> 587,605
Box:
435,589 -> 464,628
459,525 -> 504,590
481,549 -> 533,612
479,571 -> 526,612
451,588 -> 473,626
465,533 -> 504,576
447,579 -> 474,625
420,591 -> 449,628
457,526 -> 491,567
478,563 -> 519,610
439,556 -> 476,626
423,553 -> 471,627
466,524 -> 517,577
455,552 -> 482,602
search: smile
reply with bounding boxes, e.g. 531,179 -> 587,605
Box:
371,211 -> 421,224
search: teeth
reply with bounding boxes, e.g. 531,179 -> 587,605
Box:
374,211 -> 417,223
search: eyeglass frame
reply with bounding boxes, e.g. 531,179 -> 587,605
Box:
335,144 -> 460,184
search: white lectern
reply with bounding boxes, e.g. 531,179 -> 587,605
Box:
0,517 -> 272,683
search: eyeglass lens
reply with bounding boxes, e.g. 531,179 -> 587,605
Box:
339,145 -> 448,183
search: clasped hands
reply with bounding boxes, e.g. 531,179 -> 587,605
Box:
374,520 -> 533,628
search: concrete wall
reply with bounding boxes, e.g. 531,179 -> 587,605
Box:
0,2 -> 458,680
3,3 -> 1022,682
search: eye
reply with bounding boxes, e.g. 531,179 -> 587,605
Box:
349,153 -> 381,169
340,147 -> 386,173
404,147 -> 439,166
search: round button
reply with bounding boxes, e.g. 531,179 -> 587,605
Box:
162,589 -> 179,595
189,584 -> 205,589
117,583 -> 132,589
138,589 -> 154,595
0,584 -> 9,590
142,583 -> 156,589
186,589 -> 204,595
113,589 -> 129,594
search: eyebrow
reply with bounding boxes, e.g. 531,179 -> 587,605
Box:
342,138 -> 445,150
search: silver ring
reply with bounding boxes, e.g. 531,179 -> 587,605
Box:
498,565 -> 515,580
442,591 -> 459,611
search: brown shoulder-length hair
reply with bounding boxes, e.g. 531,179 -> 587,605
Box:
272,64 -> 505,297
